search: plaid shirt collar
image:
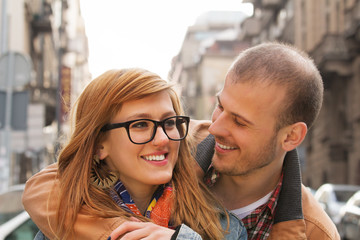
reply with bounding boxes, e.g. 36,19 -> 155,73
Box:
204,167 -> 284,240
241,172 -> 283,239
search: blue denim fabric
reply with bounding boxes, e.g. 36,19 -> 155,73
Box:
221,212 -> 247,240
175,211 -> 247,240
175,224 -> 203,239
34,230 -> 48,240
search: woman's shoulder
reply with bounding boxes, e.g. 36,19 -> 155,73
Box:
22,163 -> 60,239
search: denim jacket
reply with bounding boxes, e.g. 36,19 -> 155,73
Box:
219,211 -> 247,240
175,211 -> 247,240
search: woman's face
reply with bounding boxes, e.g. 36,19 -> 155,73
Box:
100,90 -> 180,193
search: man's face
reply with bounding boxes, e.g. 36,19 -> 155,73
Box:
208,75 -> 287,176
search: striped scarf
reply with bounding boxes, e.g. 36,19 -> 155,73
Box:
110,180 -> 174,228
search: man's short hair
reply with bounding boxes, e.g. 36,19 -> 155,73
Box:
228,42 -> 323,130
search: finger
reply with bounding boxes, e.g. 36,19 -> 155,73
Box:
129,216 -> 141,222
120,222 -> 175,240
110,221 -> 147,240
119,228 -> 149,240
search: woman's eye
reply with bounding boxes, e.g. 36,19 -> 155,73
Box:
131,121 -> 149,129
165,119 -> 176,128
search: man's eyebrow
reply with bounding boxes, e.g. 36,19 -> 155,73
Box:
217,95 -> 254,126
232,112 -> 254,126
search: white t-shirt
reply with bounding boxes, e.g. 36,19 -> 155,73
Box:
230,191 -> 273,219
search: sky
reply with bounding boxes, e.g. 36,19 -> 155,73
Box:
79,0 -> 253,80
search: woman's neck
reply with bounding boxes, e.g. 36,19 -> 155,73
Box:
121,180 -> 158,215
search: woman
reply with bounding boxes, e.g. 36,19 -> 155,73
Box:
23,68 -> 247,239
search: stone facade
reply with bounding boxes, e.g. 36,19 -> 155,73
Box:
0,0 -> 90,188
171,0 -> 360,188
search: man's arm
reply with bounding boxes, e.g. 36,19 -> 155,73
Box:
189,119 -> 213,178
22,163 -> 124,239
22,120 -> 212,239
23,164 -> 204,240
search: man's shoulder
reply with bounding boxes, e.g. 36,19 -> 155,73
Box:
301,185 -> 340,240
189,119 -> 211,144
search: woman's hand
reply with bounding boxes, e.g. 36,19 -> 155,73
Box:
110,220 -> 175,240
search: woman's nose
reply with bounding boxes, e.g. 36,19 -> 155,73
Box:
152,126 -> 169,146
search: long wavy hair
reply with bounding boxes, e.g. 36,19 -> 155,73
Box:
54,68 -> 227,239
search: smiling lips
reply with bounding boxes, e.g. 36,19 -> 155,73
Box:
142,154 -> 166,161
217,142 -> 237,150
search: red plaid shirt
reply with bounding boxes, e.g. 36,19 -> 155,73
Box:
241,173 -> 283,239
204,167 -> 284,240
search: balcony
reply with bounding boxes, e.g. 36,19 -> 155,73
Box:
26,0 -> 53,35
311,34 -> 351,77
31,15 -> 52,35
262,0 -> 283,9
344,1 -> 360,54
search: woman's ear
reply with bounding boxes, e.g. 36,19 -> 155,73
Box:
97,144 -> 108,160
281,122 -> 307,151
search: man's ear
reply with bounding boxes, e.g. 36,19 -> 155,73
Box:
281,122 -> 307,151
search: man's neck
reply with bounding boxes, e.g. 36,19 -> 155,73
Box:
211,156 -> 284,210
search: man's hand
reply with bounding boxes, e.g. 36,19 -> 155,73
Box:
110,220 -> 175,240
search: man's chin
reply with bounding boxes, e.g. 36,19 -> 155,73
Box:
212,160 -> 250,176
212,162 -> 237,175
213,156 -> 237,173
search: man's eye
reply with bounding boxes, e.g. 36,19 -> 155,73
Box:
234,118 -> 246,127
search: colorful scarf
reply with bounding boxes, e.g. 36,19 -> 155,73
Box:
110,180 -> 174,228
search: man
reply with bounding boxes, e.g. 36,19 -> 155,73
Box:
193,42 -> 340,239
23,42 -> 340,239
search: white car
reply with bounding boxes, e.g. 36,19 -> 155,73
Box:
0,184 -> 39,239
338,190 -> 360,240
0,211 -> 38,240
314,184 -> 360,225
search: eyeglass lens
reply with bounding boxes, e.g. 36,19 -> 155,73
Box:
128,116 -> 187,144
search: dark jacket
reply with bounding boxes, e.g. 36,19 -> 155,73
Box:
196,134 -> 340,240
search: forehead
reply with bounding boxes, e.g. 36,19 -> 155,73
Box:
220,76 -> 287,125
115,91 -> 175,121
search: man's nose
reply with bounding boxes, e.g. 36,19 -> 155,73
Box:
209,112 -> 229,137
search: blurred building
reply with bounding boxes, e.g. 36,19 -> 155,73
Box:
0,0 -> 90,191
170,0 -> 360,188
294,0 -> 360,188
240,0 -> 360,188
169,11 -> 249,120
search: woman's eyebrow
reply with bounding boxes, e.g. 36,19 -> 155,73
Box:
125,111 -> 176,121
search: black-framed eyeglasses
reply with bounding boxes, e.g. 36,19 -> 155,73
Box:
100,116 -> 190,144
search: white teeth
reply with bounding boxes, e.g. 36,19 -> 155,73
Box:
143,155 -> 165,161
217,142 -> 236,150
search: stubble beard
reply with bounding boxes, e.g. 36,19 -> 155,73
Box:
213,133 -> 278,177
